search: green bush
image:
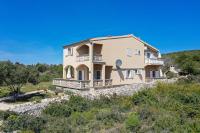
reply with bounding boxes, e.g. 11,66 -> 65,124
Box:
43,103 -> 72,117
0,111 -> 16,120
69,112 -> 89,126
132,89 -> 157,105
43,117 -> 73,133
48,85 -> 56,91
96,108 -> 124,127
0,89 -> 10,98
125,113 -> 140,131
3,115 -> 46,132
1,83 -> 200,132
68,95 -> 91,112
166,71 -> 177,79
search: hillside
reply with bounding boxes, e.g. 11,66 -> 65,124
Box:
1,83 -> 200,132
162,50 -> 200,75
163,50 -> 200,59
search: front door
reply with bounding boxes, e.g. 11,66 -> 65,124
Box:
94,70 -> 101,80
150,71 -> 159,78
78,70 -> 84,80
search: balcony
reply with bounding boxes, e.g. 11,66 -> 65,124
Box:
53,78 -> 112,89
53,79 -> 90,89
93,55 -> 102,62
76,54 -> 103,62
145,58 -> 164,65
76,55 -> 90,62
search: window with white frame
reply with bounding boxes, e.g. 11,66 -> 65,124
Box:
124,69 -> 135,79
64,47 -> 73,56
135,49 -> 141,55
146,52 -> 151,58
126,48 -> 132,57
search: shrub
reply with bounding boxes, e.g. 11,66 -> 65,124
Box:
68,95 -> 91,112
43,117 -> 73,133
125,113 -> 140,131
0,111 -> 16,120
166,71 -> 177,79
69,112 -> 88,126
132,90 -> 157,105
48,85 -> 56,91
0,89 -> 10,98
3,115 -> 46,132
43,103 -> 72,117
92,95 -> 113,108
96,108 -> 124,127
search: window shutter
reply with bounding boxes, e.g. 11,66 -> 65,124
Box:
127,70 -> 130,79
71,48 -> 73,55
128,70 -> 131,78
66,48 -> 69,56
64,48 -> 69,56
131,70 -> 135,78
122,70 -> 127,79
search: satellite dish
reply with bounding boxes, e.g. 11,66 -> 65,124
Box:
116,59 -> 122,67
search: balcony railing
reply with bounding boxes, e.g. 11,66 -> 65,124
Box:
76,54 -> 103,62
93,79 -> 112,87
53,79 -> 90,89
93,55 -> 102,62
145,77 -> 166,83
145,58 -> 164,65
105,79 -> 112,86
93,79 -> 103,87
76,55 -> 90,62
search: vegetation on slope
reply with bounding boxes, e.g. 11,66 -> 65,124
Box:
1,82 -> 200,132
0,61 -> 62,99
162,50 -> 200,75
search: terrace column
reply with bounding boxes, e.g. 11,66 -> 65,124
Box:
102,65 -> 105,86
89,43 -> 94,87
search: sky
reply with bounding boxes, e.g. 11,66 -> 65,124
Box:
0,0 -> 200,64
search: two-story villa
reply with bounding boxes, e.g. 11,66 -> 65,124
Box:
53,34 -> 164,89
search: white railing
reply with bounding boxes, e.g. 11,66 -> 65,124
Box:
93,55 -> 102,62
76,54 -> 103,62
145,58 -> 164,65
76,55 -> 90,62
145,77 -> 166,83
93,80 -> 103,87
53,79 -> 90,89
105,79 -> 112,86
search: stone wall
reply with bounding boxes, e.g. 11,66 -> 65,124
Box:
64,78 -> 177,99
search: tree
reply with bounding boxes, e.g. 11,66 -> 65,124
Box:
36,63 -> 48,73
0,61 -> 29,100
27,65 -> 40,85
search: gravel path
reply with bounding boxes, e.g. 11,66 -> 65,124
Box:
0,102 -> 15,111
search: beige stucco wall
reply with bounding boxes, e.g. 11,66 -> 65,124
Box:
93,37 -> 145,69
93,37 -> 146,85
63,42 -> 91,80
63,36 -> 160,86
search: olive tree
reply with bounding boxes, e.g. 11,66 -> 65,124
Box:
0,61 -> 29,100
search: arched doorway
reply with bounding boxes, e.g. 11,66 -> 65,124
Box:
76,64 -> 89,80
65,65 -> 74,79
